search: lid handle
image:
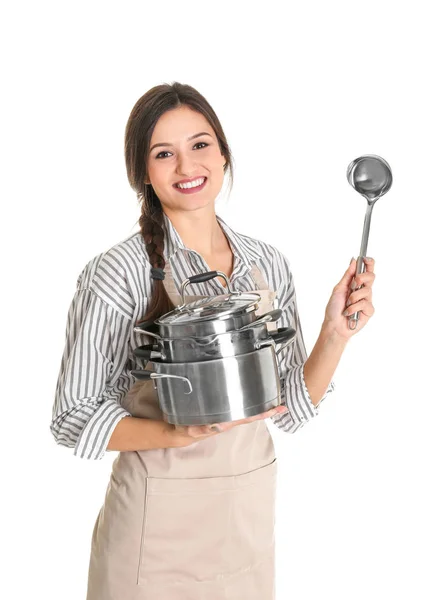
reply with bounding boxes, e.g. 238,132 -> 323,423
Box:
178,270 -> 232,307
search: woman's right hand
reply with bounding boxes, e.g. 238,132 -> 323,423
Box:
168,404 -> 288,447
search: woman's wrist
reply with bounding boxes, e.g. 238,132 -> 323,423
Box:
163,421 -> 190,447
321,319 -> 350,347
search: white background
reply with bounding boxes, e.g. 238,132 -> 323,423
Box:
2,1 -> 427,598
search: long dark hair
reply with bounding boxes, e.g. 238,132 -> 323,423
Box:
124,82 -> 235,325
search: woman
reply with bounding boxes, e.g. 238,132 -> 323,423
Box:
51,82 -> 376,600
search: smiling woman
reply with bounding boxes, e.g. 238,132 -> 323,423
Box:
142,106 -> 228,217
51,82 -> 340,600
124,87 -> 235,325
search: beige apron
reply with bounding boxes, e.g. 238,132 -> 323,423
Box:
86,262 -> 279,600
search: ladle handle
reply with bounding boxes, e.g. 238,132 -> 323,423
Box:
348,255 -> 366,330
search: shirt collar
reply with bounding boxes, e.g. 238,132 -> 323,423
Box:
162,212 -> 186,259
162,212 -> 263,267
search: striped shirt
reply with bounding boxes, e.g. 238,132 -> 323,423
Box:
50,213 -> 335,460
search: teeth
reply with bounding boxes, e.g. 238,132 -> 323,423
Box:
176,177 -> 205,189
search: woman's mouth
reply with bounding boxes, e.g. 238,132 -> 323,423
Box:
173,177 -> 207,194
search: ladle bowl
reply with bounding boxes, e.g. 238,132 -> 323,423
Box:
347,154 -> 392,201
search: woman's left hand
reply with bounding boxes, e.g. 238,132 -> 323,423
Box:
323,257 -> 376,341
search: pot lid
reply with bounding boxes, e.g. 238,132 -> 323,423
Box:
155,292 -> 261,326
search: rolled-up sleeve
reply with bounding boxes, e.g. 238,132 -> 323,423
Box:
270,253 -> 335,433
50,287 -> 134,460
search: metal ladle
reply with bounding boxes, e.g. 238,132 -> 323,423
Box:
346,154 -> 393,329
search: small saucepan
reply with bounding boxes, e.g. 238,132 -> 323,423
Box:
135,324 -> 294,363
134,309 -> 287,362
135,270 -> 270,339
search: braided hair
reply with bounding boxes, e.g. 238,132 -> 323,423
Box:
124,81 -> 234,326
136,189 -> 175,325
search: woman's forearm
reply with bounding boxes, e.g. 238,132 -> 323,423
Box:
303,322 -> 348,407
106,415 -> 179,452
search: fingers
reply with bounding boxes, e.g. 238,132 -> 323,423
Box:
345,257 -> 376,315
346,285 -> 373,307
363,256 -> 375,272
352,257 -> 375,284
338,257 -> 376,291
265,406 -> 288,418
207,406 -> 288,434
338,258 -> 357,289
344,298 -> 375,318
353,271 -> 376,287
185,425 -> 212,438
243,405 -> 287,423
348,258 -> 375,302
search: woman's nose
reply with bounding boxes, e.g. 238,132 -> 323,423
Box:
176,153 -> 197,176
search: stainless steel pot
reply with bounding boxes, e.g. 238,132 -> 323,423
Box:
134,269 -> 287,361
131,345 -> 286,425
134,311 -> 289,362
135,270 -> 266,338
131,269 -> 297,424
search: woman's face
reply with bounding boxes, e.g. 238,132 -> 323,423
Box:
144,105 -> 226,214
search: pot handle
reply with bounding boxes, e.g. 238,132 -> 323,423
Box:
134,344 -> 163,360
131,369 -> 153,380
258,327 -> 296,349
188,270 -> 230,286
130,370 -> 193,394
237,308 -> 283,331
270,327 -> 296,346
178,270 -> 232,306
133,327 -> 162,340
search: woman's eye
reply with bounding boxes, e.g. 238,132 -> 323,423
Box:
155,151 -> 172,159
155,142 -> 209,159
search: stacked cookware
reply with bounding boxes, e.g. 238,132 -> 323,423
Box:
131,271 -> 296,425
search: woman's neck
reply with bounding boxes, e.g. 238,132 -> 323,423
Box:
163,208 -> 229,257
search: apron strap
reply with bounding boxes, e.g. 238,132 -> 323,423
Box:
249,263 -> 269,290
163,260 -> 177,296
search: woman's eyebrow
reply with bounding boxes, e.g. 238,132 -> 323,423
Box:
150,132 -> 212,152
